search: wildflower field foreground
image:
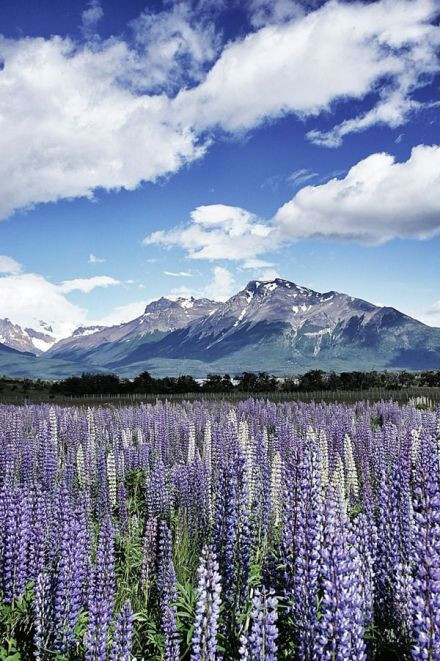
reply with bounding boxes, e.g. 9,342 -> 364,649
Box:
0,400 -> 439,660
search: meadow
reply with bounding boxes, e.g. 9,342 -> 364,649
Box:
0,398 -> 439,659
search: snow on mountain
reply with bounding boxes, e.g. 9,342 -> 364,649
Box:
0,318 -> 56,355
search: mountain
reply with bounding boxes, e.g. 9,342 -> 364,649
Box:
1,280 -> 440,378
0,318 -> 56,355
107,279 -> 440,376
47,296 -> 222,366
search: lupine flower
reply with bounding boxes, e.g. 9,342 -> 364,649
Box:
191,546 -> 222,661
239,587 -> 278,661
158,521 -> 180,661
85,519 -> 115,661
110,601 -> 133,661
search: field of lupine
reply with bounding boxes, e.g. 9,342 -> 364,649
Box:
0,399 -> 439,660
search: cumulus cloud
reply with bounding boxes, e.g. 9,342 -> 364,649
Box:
0,34 -> 205,220
274,144 -> 440,244
0,270 -> 122,337
176,0 -> 440,132
170,265 -> 236,301
147,144 -> 440,262
0,273 -> 87,338
144,204 -> 275,261
0,0 -> 438,220
0,255 -> 22,274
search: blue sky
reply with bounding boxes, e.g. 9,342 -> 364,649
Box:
0,0 -> 439,338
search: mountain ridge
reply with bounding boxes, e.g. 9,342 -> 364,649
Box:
1,279 -> 439,378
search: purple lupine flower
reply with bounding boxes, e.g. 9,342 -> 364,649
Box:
239,587 -> 278,661
314,489 -> 366,660
110,601 -> 133,661
191,546 -> 222,661
411,433 -> 440,659
85,518 -> 115,661
158,521 -> 179,661
290,432 -> 323,658
141,516 -> 158,596
1,487 -> 31,603
33,571 -> 51,661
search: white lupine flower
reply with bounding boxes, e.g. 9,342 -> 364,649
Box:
203,420 -> 213,523
410,427 -> 421,469
319,430 -> 329,486
203,420 -> 212,473
238,420 -> 249,451
332,454 -> 346,512
245,435 -> 257,509
188,422 -> 196,464
87,408 -> 95,452
77,446 -> 85,489
344,434 -> 359,498
49,408 -> 57,444
262,427 -> 269,457
228,408 -> 238,429
107,451 -> 117,508
136,427 -> 143,446
271,452 -> 283,526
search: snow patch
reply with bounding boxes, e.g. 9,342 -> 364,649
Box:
32,337 -> 55,352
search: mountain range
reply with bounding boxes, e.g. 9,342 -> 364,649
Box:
1,279 -> 439,378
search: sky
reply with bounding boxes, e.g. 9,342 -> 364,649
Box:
0,0 -> 439,339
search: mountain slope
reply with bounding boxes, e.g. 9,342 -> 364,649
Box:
110,279 -> 440,375
47,296 -> 222,366
1,279 -> 439,378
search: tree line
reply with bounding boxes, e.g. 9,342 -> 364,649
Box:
48,369 -> 440,396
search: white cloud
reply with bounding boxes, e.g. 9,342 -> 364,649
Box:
129,2 -> 220,92
202,266 -> 235,300
256,268 -> 281,281
0,255 -> 22,274
0,0 -> 438,220
163,270 -> 193,277
93,300 -> 149,326
176,0 -> 440,132
0,269 -> 123,337
248,0 -> 304,28
0,273 -> 87,338
88,253 -> 106,264
274,144 -> 440,244
144,204 -> 275,261
0,34 -> 205,220
169,266 -> 236,302
241,258 -> 275,269
287,168 -> 318,187
81,0 -> 104,36
306,92 -> 419,148
58,276 -> 121,294
147,144 -> 440,263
